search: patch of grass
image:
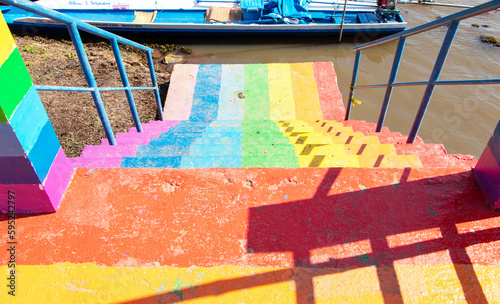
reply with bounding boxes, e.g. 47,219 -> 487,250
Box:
24,45 -> 47,54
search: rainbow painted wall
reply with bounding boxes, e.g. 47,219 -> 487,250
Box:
475,120 -> 500,209
0,12 -> 73,213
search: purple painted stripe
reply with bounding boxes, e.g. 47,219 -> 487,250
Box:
0,184 -> 53,213
0,155 -> 40,184
0,122 -> 24,157
487,121 -> 500,165
69,157 -> 123,168
43,148 -> 74,211
474,144 -> 500,208
80,145 -> 138,158
164,65 -> 198,120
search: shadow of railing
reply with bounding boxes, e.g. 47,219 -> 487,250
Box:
123,167 -> 498,303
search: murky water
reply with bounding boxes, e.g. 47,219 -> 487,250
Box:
176,0 -> 499,157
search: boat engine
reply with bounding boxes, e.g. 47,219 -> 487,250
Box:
378,0 -> 397,10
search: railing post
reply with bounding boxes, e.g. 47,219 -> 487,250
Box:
376,36 -> 406,132
67,23 -> 117,145
407,19 -> 460,143
110,38 -> 143,133
346,50 -> 361,120
146,51 -> 164,121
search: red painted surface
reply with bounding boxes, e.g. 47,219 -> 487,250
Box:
1,167 -> 498,268
313,62 -> 345,121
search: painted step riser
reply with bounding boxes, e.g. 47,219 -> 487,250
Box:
101,138 -> 150,146
137,144 -> 296,157
121,156 -> 242,168
80,146 -> 137,158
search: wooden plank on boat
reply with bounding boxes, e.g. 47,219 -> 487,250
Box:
133,11 -> 157,23
205,7 -> 243,22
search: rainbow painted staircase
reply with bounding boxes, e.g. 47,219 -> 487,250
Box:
2,15 -> 500,303
70,63 -> 477,170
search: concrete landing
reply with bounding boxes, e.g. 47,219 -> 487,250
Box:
1,167 -> 499,303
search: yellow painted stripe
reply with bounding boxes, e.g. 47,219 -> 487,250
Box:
1,264 -> 499,303
268,63 -> 295,120
327,133 -> 381,145
294,143 -> 345,155
280,125 -> 316,133
299,155 -> 361,167
344,143 -> 397,156
290,62 -> 323,121
0,12 -> 15,67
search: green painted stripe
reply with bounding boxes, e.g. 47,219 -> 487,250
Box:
244,64 -> 270,121
242,120 -> 298,167
0,106 -> 6,123
0,48 -> 33,119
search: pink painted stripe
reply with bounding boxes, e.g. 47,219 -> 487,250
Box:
101,137 -> 150,146
43,148 -> 74,211
128,120 -> 180,133
69,157 -> 123,168
80,145 -> 138,158
313,62 -> 345,121
164,64 -> 199,120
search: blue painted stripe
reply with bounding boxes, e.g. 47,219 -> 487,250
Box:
171,126 -> 242,133
27,120 -> 61,183
9,85 -> 50,154
157,132 -> 242,140
189,64 -> 222,121
189,144 -> 242,156
136,145 -> 190,157
180,156 -> 242,168
218,65 -> 245,121
121,156 -> 182,168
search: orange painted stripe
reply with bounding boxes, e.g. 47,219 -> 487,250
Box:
1,167 -> 498,268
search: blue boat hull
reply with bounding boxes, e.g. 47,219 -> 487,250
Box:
0,6 -> 407,36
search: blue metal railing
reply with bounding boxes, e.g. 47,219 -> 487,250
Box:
1,0 -> 164,145
346,0 -> 500,143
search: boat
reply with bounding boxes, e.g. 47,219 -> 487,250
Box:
0,0 -> 407,35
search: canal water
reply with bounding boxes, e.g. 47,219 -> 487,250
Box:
177,0 -> 499,158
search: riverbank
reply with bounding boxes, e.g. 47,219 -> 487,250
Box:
12,31 -> 188,157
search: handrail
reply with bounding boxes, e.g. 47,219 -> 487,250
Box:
0,0 -> 165,145
346,0 -> 500,143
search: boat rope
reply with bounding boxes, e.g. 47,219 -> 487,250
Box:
351,97 -> 362,106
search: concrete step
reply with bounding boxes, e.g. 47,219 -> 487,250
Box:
341,120 -> 391,133
297,154 -> 422,168
121,155 -> 243,168
419,154 -> 477,169
136,144 -> 296,157
80,145 -> 137,158
69,157 -> 123,168
394,143 -> 447,156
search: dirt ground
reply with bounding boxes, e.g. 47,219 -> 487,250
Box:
12,31 -> 189,157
